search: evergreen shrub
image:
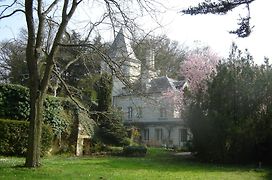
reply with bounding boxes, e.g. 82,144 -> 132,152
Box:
96,110 -> 129,146
0,119 -> 53,156
122,146 -> 147,157
0,84 -> 29,120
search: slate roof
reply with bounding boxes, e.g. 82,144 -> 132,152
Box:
148,76 -> 186,93
109,28 -> 138,62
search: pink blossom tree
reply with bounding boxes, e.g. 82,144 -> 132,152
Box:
162,47 -> 220,111
181,48 -> 220,94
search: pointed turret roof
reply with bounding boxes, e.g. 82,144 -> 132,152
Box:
109,28 -> 137,60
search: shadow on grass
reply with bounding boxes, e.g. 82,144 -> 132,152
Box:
265,169 -> 272,180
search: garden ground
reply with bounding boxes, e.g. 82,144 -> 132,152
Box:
0,148 -> 271,180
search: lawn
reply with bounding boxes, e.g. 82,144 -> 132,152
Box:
0,148 -> 271,180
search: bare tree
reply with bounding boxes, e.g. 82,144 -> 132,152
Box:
0,0 -> 163,168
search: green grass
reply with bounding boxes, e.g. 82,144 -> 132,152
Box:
0,148 -> 271,180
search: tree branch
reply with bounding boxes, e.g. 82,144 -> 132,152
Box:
181,0 -> 256,37
0,9 -> 24,19
53,69 -> 87,111
44,0 -> 61,15
181,0 -> 255,15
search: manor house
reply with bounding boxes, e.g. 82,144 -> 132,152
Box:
103,28 -> 190,147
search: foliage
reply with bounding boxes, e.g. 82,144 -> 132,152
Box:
122,145 -> 147,157
133,35 -> 186,79
49,34 -> 106,97
0,119 -> 53,156
186,45 -> 272,163
95,109 -> 129,146
0,40 -> 28,84
180,47 -> 219,93
0,83 -> 30,120
0,84 -> 72,136
96,73 -> 112,112
163,47 -> 219,112
77,75 -> 100,110
94,73 -> 128,146
0,84 -> 95,154
43,96 -> 68,136
78,109 -> 95,137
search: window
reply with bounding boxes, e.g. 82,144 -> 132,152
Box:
160,108 -> 167,118
179,129 -> 188,142
155,128 -> 163,141
137,107 -> 143,118
128,106 -> 133,119
143,129 -> 149,141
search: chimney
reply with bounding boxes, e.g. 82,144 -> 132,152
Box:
141,48 -> 157,91
145,49 -> 155,70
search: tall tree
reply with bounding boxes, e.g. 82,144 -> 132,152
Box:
0,40 -> 27,84
133,35 -> 187,79
182,0 -> 256,37
186,45 -> 272,163
180,47 -> 219,93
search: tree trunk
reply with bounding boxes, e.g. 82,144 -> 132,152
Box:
23,0 -> 80,167
25,86 -> 45,167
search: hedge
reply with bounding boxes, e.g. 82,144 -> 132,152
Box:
122,146 -> 147,157
0,83 -> 95,154
0,84 -> 29,120
0,119 -> 53,156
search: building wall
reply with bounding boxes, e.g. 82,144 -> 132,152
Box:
113,94 -> 189,147
140,125 -> 189,147
113,94 -> 177,122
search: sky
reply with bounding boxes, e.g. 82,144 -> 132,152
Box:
0,0 -> 271,64
140,0 -> 272,64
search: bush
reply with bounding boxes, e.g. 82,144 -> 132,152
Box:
43,96 -> 69,136
95,109 -> 129,146
0,119 -> 53,156
0,84 -> 30,120
122,146 -> 147,157
0,84 -> 76,137
0,84 -> 95,155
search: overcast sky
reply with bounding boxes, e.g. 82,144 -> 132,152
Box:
0,0 -> 271,64
142,0 -> 272,64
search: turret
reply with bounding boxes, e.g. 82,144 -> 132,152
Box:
104,28 -> 141,96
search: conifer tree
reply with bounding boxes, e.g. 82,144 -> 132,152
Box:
182,0 -> 256,37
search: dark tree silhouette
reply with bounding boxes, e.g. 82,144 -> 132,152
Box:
181,0 -> 256,38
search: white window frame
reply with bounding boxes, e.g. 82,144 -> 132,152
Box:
179,128 -> 188,142
155,128 -> 163,141
160,107 -> 167,118
128,106 -> 133,119
137,106 -> 143,118
143,128 -> 149,141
